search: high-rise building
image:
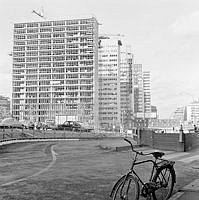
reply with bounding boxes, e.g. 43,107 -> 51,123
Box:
186,101 -> 199,124
12,17 -> 99,129
133,64 -> 151,120
0,96 -> 11,120
98,36 -> 133,130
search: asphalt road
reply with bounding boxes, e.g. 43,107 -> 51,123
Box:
0,139 -> 198,200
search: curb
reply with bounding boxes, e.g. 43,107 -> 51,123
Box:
169,179 -> 199,200
169,192 -> 184,200
0,138 -> 80,147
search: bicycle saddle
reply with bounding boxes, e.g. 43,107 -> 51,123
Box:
151,151 -> 165,159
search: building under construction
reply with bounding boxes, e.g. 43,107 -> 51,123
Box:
12,16 -> 99,129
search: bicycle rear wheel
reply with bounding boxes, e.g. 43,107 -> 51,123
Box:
112,175 -> 140,200
152,166 -> 175,200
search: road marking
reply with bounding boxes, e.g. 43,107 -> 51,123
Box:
178,154 -> 199,163
1,145 -> 58,187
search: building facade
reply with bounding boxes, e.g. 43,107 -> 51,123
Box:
171,106 -> 186,122
12,17 -> 99,129
98,36 -> 134,130
133,64 -> 151,121
0,96 -> 11,120
186,101 -> 199,124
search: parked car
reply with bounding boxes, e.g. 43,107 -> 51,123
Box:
57,121 -> 93,132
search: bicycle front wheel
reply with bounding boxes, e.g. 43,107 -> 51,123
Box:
112,175 -> 140,200
152,166 -> 175,200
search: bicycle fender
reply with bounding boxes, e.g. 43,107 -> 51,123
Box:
110,175 -> 126,198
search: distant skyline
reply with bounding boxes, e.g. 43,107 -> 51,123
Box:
1,0 -> 199,118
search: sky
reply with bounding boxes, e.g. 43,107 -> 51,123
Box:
1,0 -> 199,118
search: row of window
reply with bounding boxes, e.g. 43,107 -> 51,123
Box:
13,55 -> 94,63
14,19 -> 94,29
13,61 -> 93,69
14,32 -> 93,39
13,50 -> 93,57
14,38 -> 93,45
14,26 -> 94,35
13,43 -> 93,51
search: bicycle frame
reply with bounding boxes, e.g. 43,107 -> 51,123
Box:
119,153 -> 158,196
118,151 -> 173,198
110,138 -> 176,199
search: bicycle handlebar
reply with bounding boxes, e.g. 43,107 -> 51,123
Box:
124,138 -> 151,156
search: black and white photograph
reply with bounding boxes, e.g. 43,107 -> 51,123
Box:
0,0 -> 199,199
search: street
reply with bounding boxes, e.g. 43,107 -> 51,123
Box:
0,139 -> 199,199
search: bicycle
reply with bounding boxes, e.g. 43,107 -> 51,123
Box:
110,138 -> 176,200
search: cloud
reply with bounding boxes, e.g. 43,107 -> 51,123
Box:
171,11 -> 199,36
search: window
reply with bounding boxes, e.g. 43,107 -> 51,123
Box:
14,29 -> 26,34
39,68 -> 51,73
27,40 -> 38,45
26,51 -> 38,56
13,58 -> 25,63
26,63 -> 38,68
14,23 -> 26,28
27,46 -> 38,51
39,51 -> 51,56
53,39 -> 65,43
27,23 -> 38,28
13,64 -> 25,68
40,39 -> 51,44
53,33 -> 65,38
26,57 -> 38,62
40,34 -> 51,38
39,62 -> 51,68
53,21 -> 65,26
53,50 -> 65,55
53,56 -> 65,61
53,62 -> 65,67
39,45 -> 51,50
53,27 -> 65,32
53,45 -> 65,49
27,34 -> 38,39
39,57 -> 51,62
40,28 -> 52,32
14,41 -> 26,45
40,22 -> 52,27
27,29 -> 39,33
14,35 -> 26,40
13,52 -> 25,57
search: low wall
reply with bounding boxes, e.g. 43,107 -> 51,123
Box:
184,133 -> 199,151
139,130 -> 185,152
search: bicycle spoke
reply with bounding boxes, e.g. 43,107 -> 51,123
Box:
153,167 -> 174,200
113,176 -> 139,200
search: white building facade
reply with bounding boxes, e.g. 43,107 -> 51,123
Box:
98,36 -> 134,130
12,17 -> 99,129
133,64 -> 151,120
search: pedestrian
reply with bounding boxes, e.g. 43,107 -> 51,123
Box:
194,124 -> 197,132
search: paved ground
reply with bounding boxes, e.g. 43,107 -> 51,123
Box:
0,138 -> 199,199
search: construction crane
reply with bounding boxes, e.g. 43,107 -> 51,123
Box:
32,7 -> 45,19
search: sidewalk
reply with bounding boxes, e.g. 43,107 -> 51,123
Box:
170,179 -> 199,200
